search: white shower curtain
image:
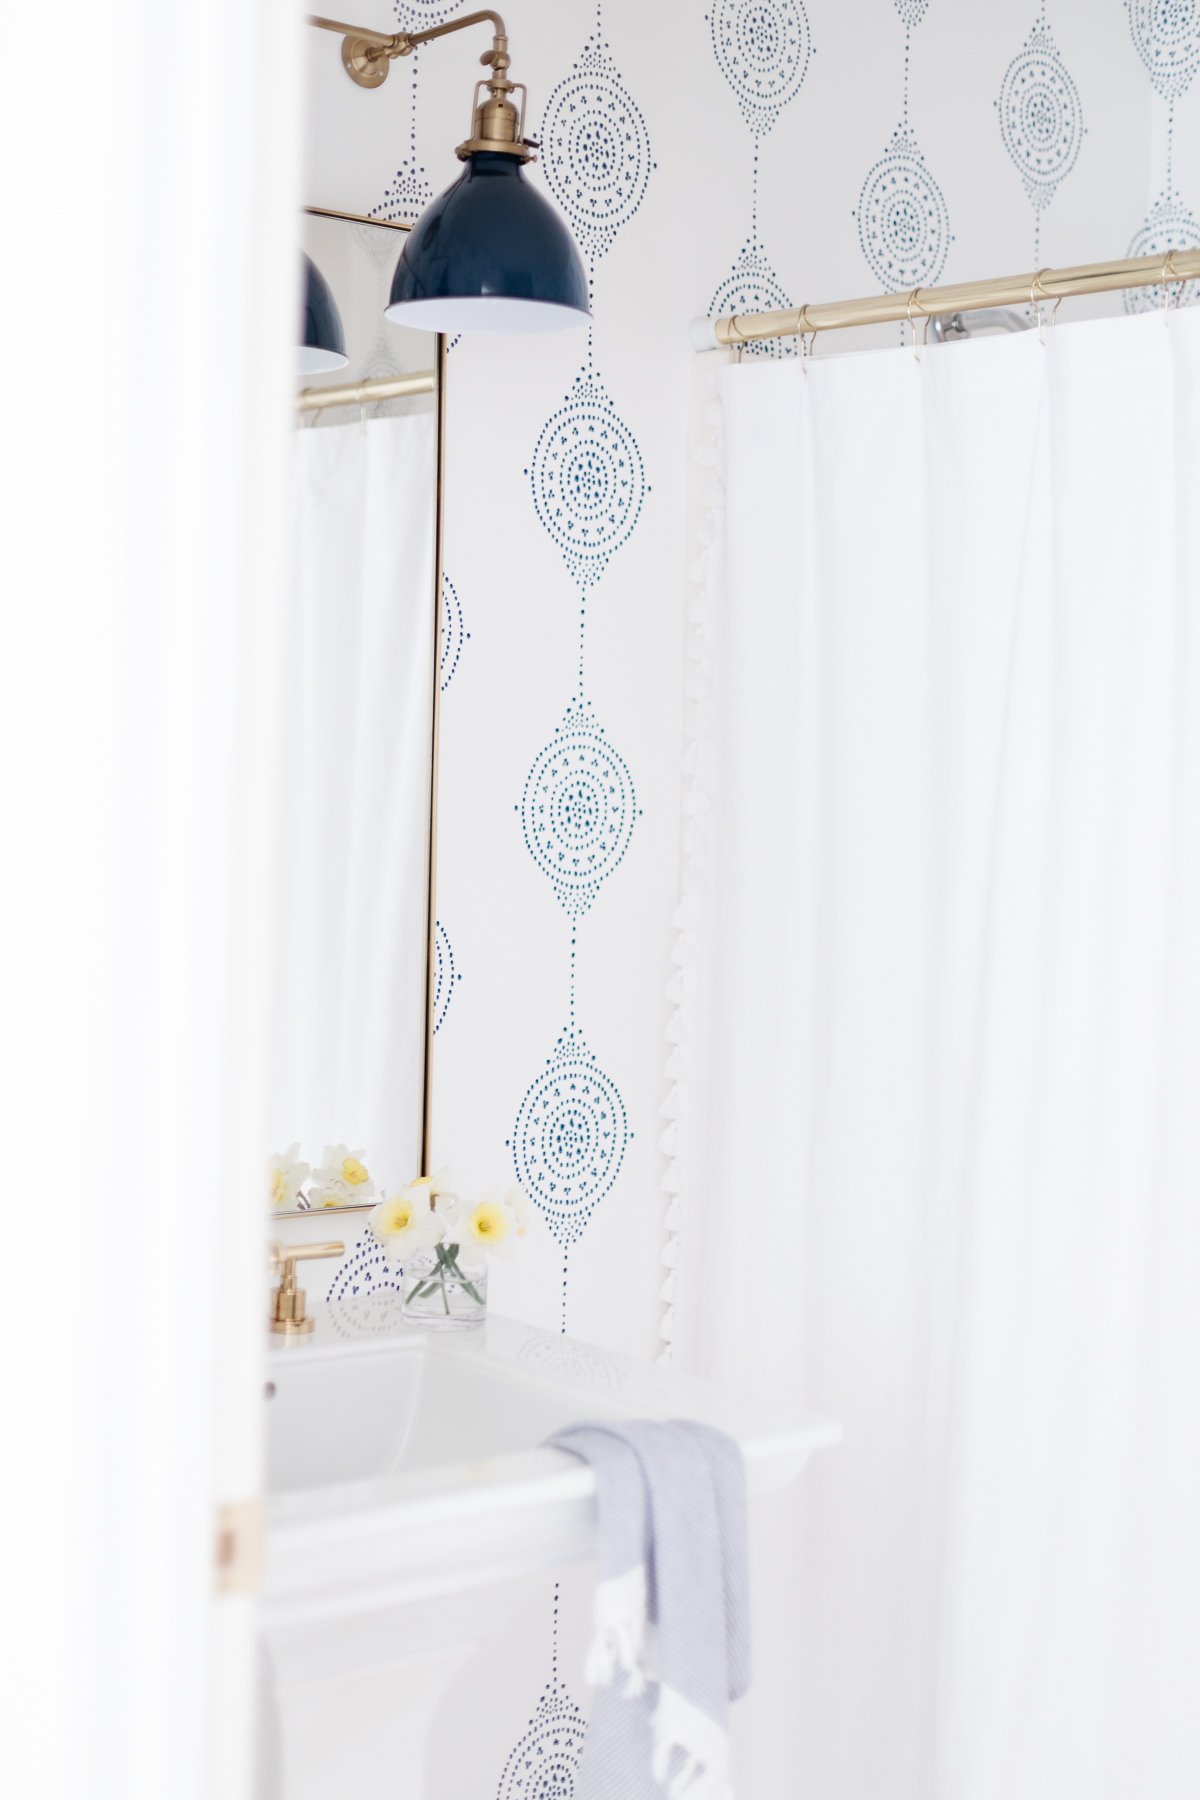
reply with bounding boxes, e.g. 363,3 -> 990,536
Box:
273,413 -> 436,1191
675,310 -> 1200,1799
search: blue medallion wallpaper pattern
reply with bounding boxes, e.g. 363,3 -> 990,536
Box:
1124,0 -> 1200,310
996,5 -> 1084,268
706,0 -> 813,356
505,3 -> 650,1341
299,3 -> 1200,1791
855,0 -> 951,295
495,1587 -> 588,1800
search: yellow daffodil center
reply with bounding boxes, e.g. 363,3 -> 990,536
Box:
271,1168 -> 286,1204
470,1203 -> 509,1243
377,1195 -> 417,1236
342,1157 -> 369,1185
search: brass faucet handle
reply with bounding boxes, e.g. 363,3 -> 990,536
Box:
270,1238 -> 345,1270
268,1239 -> 345,1336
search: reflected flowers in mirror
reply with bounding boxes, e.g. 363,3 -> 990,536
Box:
268,1143 -> 310,1210
309,1143 -> 377,1208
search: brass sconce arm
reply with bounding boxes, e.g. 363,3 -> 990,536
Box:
309,9 -> 532,158
309,11 -> 510,89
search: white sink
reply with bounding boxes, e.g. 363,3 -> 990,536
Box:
258,1297 -> 838,1800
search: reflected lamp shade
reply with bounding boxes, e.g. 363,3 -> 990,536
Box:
300,252 -> 349,374
384,153 -> 590,335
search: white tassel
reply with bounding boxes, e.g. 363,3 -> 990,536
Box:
586,1568 -> 647,1691
585,1632 -> 618,1688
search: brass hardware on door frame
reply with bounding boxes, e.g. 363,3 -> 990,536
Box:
215,1497 -> 263,1595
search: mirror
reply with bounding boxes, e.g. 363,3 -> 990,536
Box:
268,208 -> 442,1217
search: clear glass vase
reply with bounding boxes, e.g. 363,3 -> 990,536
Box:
401,1244 -> 487,1328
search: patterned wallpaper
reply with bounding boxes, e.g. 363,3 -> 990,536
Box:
301,3 -> 1196,1789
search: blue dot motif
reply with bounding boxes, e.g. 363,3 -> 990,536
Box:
325,1227 -> 406,1302
494,1592 -> 585,1799
527,367 -> 648,585
540,23 -> 654,264
392,1 -> 459,23
709,239 -> 798,357
433,919 -> 460,1033
509,1026 -> 631,1246
855,122 -> 951,290
1124,191 -> 1200,310
996,21 -> 1084,209
519,697 -> 638,917
439,572 -> 470,691
709,0 -> 813,137
1127,0 -> 1200,100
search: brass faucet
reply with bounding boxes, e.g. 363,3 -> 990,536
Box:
268,1239 -> 344,1335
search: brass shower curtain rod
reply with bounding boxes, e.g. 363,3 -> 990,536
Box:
691,248 -> 1200,349
297,368 -> 436,412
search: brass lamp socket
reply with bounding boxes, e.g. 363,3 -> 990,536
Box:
456,79 -> 535,162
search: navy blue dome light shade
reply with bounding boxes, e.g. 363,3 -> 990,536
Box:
299,252 -> 349,374
384,152 -> 590,335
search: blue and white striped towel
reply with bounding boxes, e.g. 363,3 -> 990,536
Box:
547,1420 -> 750,1800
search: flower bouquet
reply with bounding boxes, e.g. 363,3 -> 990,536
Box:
367,1171 -> 530,1328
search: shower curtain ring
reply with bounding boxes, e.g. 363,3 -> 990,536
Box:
907,288 -> 928,359
1161,249 -> 1184,313
1031,268 -> 1053,345
729,312 -> 746,364
797,304 -> 814,371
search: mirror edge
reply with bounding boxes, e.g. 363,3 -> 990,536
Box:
271,205 -> 445,1220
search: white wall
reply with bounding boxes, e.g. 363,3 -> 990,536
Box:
302,2 -> 1196,1789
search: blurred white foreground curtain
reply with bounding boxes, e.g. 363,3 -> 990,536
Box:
0,4 -> 301,1800
273,416 -> 435,1187
676,310 -> 1200,1800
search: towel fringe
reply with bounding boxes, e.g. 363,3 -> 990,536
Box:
653,1683 -> 734,1800
585,1565 -> 647,1692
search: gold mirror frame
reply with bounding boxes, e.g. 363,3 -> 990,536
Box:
272,205 -> 447,1217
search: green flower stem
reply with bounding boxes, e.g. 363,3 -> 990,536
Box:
440,1242 -> 485,1306
405,1244 -> 485,1311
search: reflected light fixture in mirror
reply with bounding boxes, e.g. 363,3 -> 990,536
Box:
299,251 -> 349,374
309,10 -> 590,336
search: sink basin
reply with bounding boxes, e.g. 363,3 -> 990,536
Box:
257,1297 -> 838,1800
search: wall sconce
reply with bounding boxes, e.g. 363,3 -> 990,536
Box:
299,252 -> 349,373
310,10 -> 590,335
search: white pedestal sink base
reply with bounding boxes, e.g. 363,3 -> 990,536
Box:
258,1309 -> 839,1799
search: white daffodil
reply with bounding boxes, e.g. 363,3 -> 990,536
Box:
504,1185 -> 533,1238
406,1165 -> 457,1203
268,1143 -> 309,1210
368,1185 -> 445,1260
309,1143 -> 376,1208
449,1191 -> 520,1258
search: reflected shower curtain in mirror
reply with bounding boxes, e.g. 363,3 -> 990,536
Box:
674,311 -> 1200,1799
273,413 -> 435,1192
